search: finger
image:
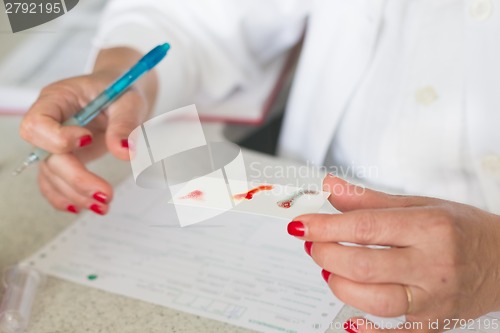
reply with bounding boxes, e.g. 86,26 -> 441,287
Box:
323,174 -> 440,212
20,89 -> 94,153
343,317 -> 364,333
325,273 -> 419,317
44,154 -> 113,204
40,161 -> 108,215
105,89 -> 148,160
38,167 -> 79,214
310,242 -> 417,284
291,208 -> 430,246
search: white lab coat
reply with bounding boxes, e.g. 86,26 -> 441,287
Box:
92,0 -> 500,214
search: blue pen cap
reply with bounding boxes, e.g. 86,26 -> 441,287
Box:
106,43 -> 170,99
142,43 -> 171,70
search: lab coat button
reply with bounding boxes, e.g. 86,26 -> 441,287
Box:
482,154 -> 500,176
470,0 -> 494,21
415,86 -> 438,106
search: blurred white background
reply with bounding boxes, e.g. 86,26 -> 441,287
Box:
0,0 -> 107,88
0,2 -> 27,60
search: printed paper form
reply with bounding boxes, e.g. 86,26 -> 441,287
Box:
25,178 -> 343,333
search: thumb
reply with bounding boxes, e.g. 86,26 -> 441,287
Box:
20,84 -> 95,154
322,174 -> 431,212
105,89 -> 149,160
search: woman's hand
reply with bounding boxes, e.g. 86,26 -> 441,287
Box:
19,47 -> 158,215
287,174 -> 500,333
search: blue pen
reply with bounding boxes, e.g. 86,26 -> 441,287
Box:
13,43 -> 170,176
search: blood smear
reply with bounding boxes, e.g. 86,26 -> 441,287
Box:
277,190 -> 318,209
233,185 -> 274,200
179,190 -> 204,200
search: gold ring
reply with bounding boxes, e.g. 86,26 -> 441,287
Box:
403,285 -> 413,314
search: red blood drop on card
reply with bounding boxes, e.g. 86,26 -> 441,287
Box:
180,190 -> 204,200
278,201 -> 292,208
234,185 -> 274,200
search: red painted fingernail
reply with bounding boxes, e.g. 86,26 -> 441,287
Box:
79,135 -> 93,147
90,204 -> 105,215
121,139 -> 129,148
304,241 -> 313,256
321,269 -> 331,283
93,191 -> 108,204
287,221 -> 305,236
343,320 -> 358,333
67,205 -> 78,214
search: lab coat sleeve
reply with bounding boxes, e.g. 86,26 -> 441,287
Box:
91,0 -> 310,113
